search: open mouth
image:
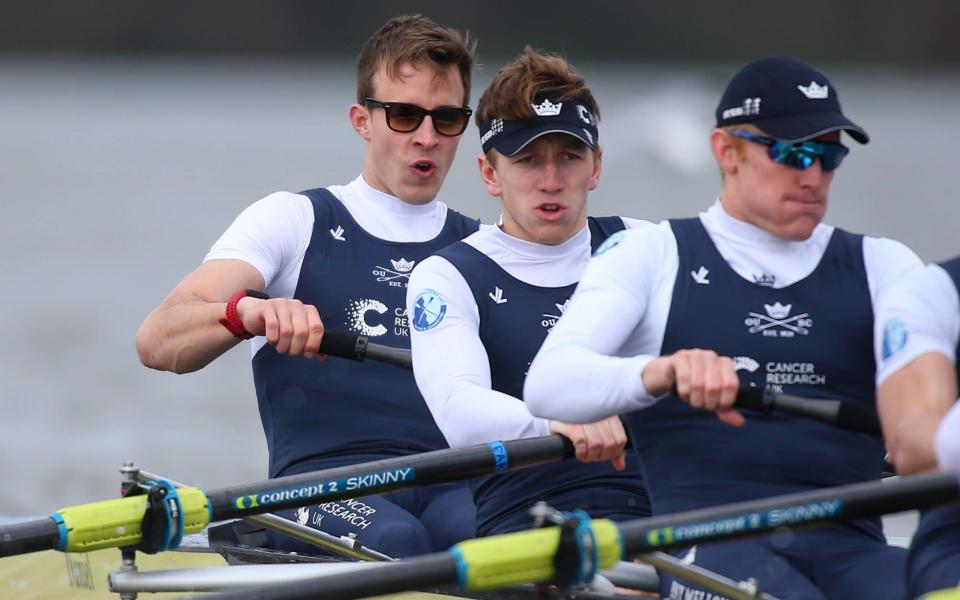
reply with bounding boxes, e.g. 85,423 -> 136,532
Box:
411,161 -> 436,176
535,203 -> 567,219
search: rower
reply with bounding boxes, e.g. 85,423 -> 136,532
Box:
135,15 -> 480,558
407,47 -> 650,536
525,56 -> 921,598
876,258 -> 960,596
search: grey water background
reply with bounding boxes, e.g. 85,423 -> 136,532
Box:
0,57 -> 956,527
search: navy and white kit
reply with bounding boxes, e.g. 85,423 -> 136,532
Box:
206,176 -> 479,557
525,201 -> 920,599
407,218 -> 650,536
877,256 -> 960,596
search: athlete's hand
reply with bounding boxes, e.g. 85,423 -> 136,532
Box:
550,416 -> 628,470
237,296 -> 326,359
642,349 -> 743,427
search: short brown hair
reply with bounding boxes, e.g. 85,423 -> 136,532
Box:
356,15 -> 477,106
476,46 -> 600,125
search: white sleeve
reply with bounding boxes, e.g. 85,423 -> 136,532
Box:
205,192 -> 314,291
407,256 -> 551,448
524,226 -> 670,423
936,399 -> 960,474
875,262 -> 960,385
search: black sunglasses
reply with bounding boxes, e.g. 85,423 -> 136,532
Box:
363,98 -> 473,137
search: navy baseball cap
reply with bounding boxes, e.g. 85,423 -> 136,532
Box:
478,95 -> 599,156
715,56 -> 869,144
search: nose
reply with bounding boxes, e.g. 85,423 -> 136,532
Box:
412,115 -> 439,148
797,157 -> 825,187
538,161 -> 563,193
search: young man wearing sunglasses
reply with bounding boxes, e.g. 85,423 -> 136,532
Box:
525,56 -> 920,598
406,48 -> 650,537
136,15 -> 480,558
876,258 -> 960,596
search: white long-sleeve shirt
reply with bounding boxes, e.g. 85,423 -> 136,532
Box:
874,261 -> 960,474
205,175 -> 450,356
406,218 -> 643,448
524,200 -> 921,423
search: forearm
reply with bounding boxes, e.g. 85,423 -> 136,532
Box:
136,299 -> 240,374
525,344 -> 656,423
430,381 -> 550,447
936,400 -> 960,474
878,352 -> 957,474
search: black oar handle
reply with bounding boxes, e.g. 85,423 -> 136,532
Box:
735,387 -> 881,436
318,332 -> 412,370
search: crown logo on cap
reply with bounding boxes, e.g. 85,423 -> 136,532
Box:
797,81 -> 829,99
532,98 -> 562,117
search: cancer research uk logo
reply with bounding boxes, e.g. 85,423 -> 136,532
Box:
744,301 -> 812,338
412,289 -> 447,331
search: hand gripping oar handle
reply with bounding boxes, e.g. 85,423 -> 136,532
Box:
318,331 -> 412,370
0,435 -> 575,558
735,387 -> 882,436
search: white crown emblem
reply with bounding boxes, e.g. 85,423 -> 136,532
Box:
390,258 -> 416,273
797,81 -> 829,99
753,273 -> 776,286
532,98 -> 562,117
764,302 -> 792,319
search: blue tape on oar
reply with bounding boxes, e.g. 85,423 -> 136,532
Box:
487,441 -> 509,472
51,513 -> 68,552
449,546 -> 468,587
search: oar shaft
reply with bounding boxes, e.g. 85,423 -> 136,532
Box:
618,472 -> 960,555
0,518 -> 60,557
207,435 -> 572,521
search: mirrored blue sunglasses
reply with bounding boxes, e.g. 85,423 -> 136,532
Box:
729,130 -> 849,172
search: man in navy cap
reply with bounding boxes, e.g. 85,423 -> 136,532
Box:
406,47 -> 650,538
525,56 -> 920,598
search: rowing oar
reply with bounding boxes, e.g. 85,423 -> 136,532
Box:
197,472 -> 960,600
0,435 -> 573,558
319,331 -> 411,369
324,335 -> 882,437
734,387 -> 881,435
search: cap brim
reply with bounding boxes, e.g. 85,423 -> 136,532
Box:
755,112 -> 869,144
491,123 -> 597,157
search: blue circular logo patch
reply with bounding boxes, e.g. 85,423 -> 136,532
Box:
594,230 -> 626,256
882,318 -> 909,361
412,289 -> 447,331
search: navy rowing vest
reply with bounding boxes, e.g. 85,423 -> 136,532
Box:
252,188 -> 479,478
437,218 -> 647,534
630,218 -> 885,537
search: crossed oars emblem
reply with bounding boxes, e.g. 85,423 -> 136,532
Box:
747,303 -> 811,335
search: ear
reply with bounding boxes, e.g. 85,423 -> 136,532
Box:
711,128 -> 739,176
587,147 -> 603,191
349,103 -> 371,141
478,152 -> 503,198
